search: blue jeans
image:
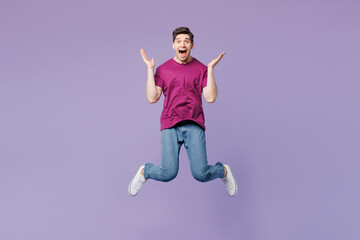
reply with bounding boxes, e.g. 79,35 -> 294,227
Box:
144,121 -> 225,182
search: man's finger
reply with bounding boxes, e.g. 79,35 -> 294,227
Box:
140,49 -> 149,62
216,52 -> 225,62
140,48 -> 146,57
140,49 -> 146,58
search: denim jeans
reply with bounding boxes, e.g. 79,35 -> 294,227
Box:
144,121 -> 225,182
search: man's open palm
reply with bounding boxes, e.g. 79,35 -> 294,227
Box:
140,49 -> 155,69
208,52 -> 225,69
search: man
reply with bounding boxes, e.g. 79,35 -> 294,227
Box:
128,27 -> 237,197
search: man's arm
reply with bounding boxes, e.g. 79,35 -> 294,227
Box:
140,49 -> 162,103
203,52 -> 225,103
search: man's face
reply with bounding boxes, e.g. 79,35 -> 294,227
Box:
173,34 -> 194,63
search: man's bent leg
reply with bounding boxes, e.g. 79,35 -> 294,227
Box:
144,128 -> 181,182
183,123 -> 225,182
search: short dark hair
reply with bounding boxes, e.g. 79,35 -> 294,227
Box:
172,27 -> 194,43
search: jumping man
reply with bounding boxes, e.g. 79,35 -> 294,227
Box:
128,27 -> 237,197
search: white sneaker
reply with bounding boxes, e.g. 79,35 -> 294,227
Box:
128,165 -> 146,196
222,164 -> 238,197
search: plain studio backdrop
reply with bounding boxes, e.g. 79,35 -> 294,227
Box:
1,0 -> 359,240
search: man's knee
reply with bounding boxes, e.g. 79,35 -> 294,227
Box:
191,169 -> 209,183
160,168 -> 178,182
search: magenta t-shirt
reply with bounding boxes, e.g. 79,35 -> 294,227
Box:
155,58 -> 208,131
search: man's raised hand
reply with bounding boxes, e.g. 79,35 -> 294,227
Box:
208,52 -> 225,69
140,49 -> 155,69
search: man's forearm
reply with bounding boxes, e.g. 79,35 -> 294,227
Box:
204,67 -> 218,103
146,67 -> 159,103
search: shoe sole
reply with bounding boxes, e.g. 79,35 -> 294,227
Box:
128,181 -> 135,196
128,165 -> 145,197
225,164 -> 238,197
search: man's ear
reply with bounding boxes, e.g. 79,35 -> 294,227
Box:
191,42 -> 194,49
172,42 -> 175,49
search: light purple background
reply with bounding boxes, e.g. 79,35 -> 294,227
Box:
1,0 -> 359,239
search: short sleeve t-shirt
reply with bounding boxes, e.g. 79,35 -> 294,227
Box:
155,58 -> 208,131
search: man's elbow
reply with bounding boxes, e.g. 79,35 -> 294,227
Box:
148,95 -> 161,104
205,97 -> 217,103
148,98 -> 158,104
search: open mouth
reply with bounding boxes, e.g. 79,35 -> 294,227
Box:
178,49 -> 187,58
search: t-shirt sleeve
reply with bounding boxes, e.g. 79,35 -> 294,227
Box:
201,69 -> 208,89
154,68 -> 164,89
